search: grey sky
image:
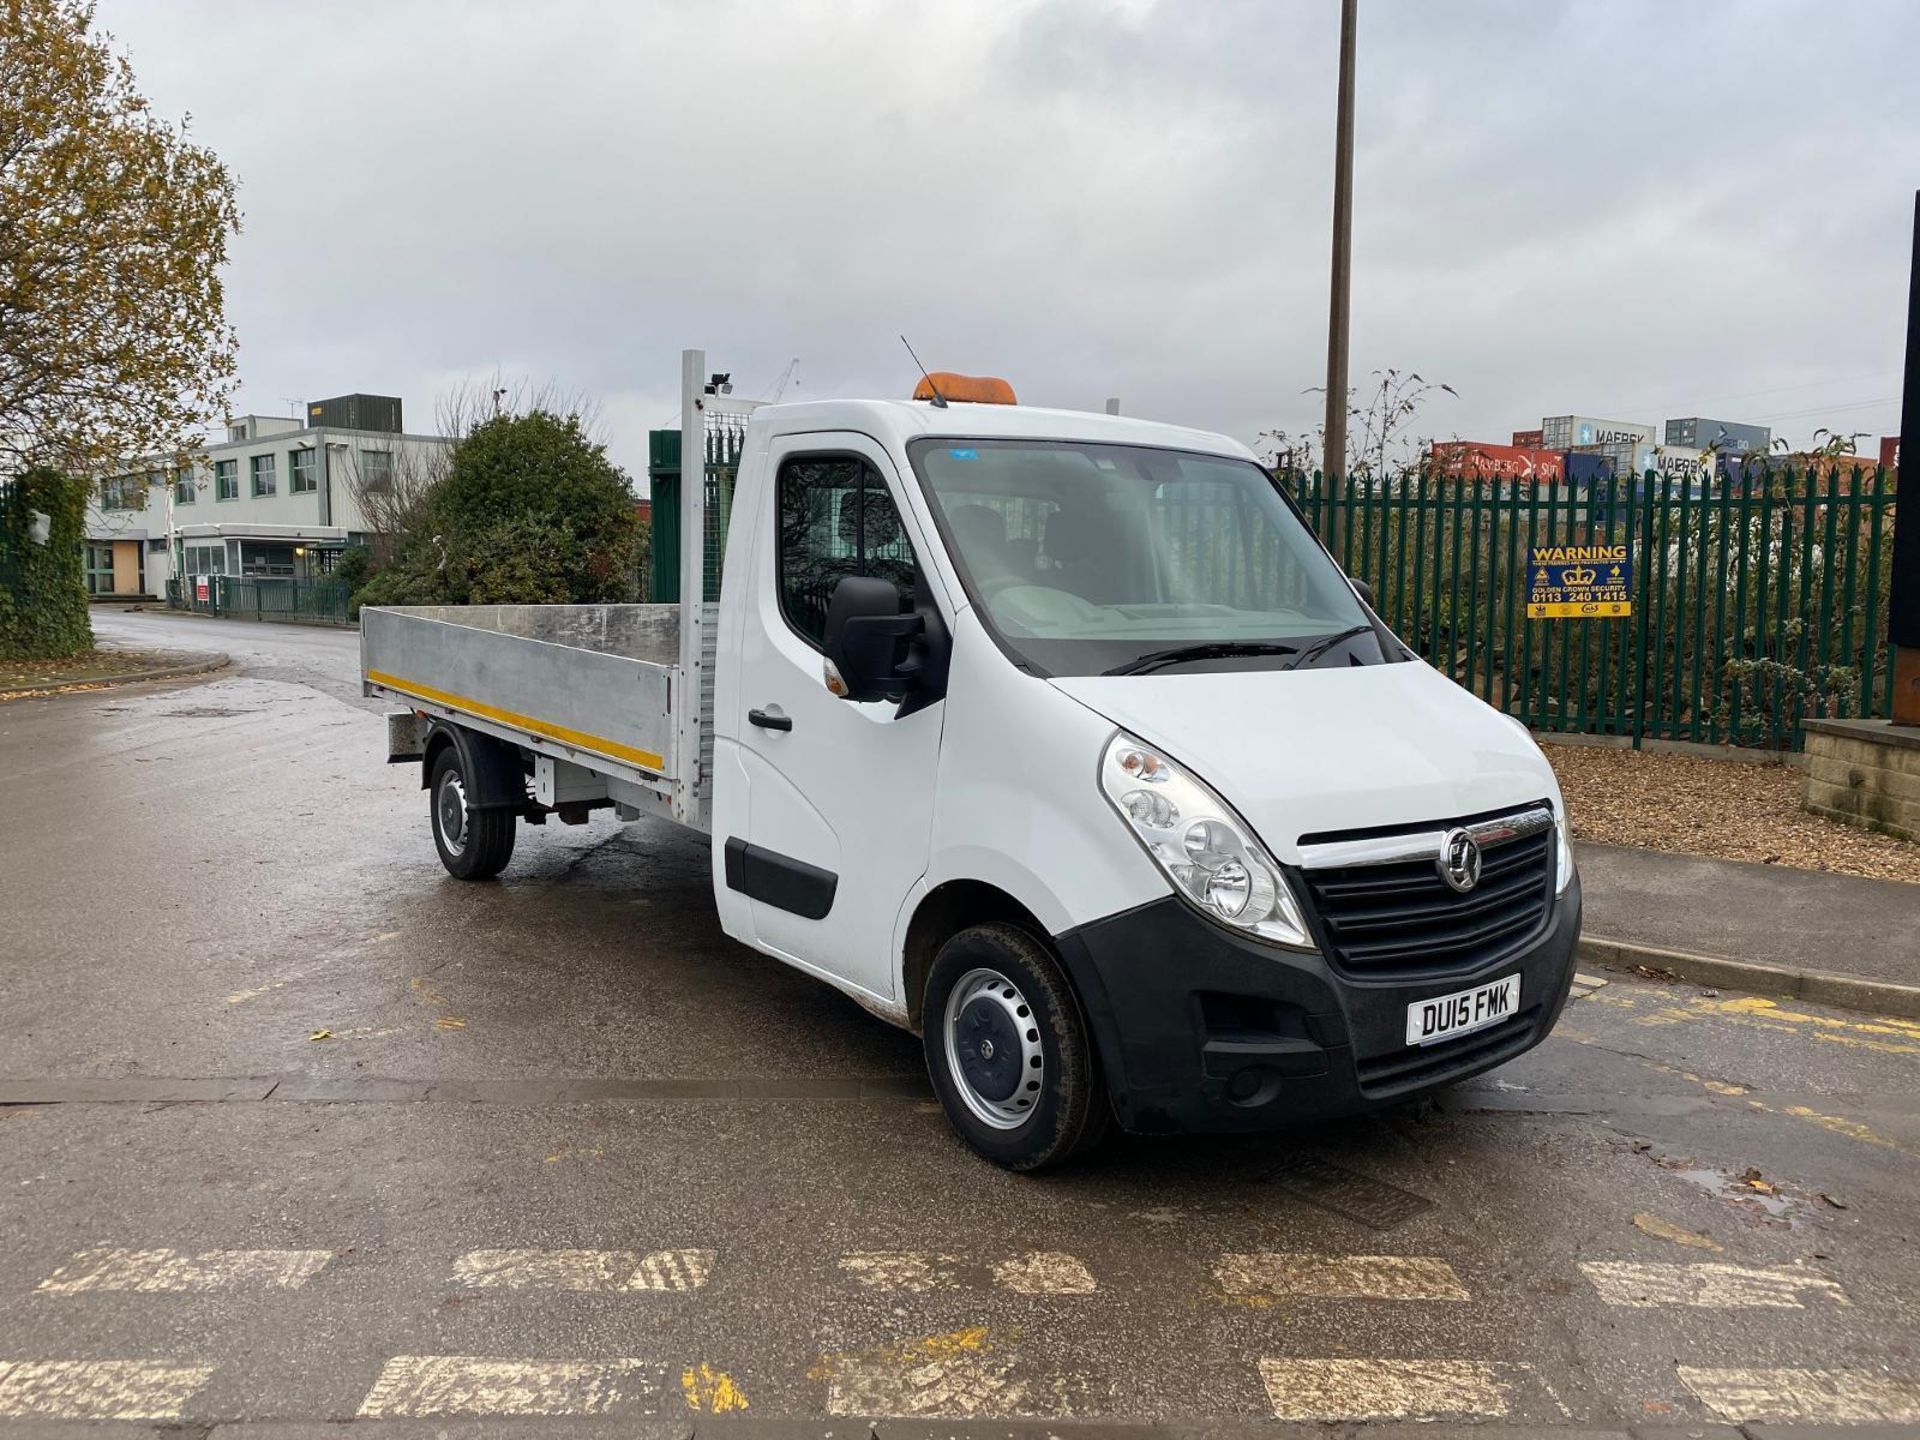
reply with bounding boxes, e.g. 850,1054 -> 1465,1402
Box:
98,0 -> 1919,476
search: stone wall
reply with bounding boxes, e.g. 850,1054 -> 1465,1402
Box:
1802,719 -> 1920,843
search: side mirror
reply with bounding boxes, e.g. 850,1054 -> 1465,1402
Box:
825,575 -> 922,703
1350,578 -> 1375,609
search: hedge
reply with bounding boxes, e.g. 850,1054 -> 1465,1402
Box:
0,467 -> 94,659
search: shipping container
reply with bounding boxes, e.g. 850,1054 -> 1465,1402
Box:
1510,428 -> 1544,448
1540,415 -> 1657,450
306,393 -> 404,434
1429,441 -> 1565,483
1665,416 -> 1770,454
1652,445 -> 1715,486
1561,451 -> 1611,485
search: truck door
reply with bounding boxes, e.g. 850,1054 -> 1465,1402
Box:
730,432 -> 947,1008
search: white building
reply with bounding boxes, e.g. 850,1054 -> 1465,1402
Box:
83,393 -> 452,598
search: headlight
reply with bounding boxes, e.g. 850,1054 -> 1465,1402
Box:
1555,808 -> 1575,895
1099,733 -> 1314,951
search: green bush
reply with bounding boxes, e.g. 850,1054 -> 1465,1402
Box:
0,467 -> 93,659
354,411 -> 639,610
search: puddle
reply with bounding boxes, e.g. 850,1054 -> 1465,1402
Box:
1672,1165 -> 1796,1221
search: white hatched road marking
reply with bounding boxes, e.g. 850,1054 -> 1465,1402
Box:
0,1360 -> 215,1420
992,1252 -> 1097,1294
1217,1253 -> 1469,1302
816,1329 -> 1087,1419
1258,1359 -> 1515,1421
1680,1367 -> 1920,1424
451,1249 -> 713,1293
839,1250 -> 1096,1294
1581,1260 -> 1848,1309
356,1356 -> 663,1417
38,1248 -> 333,1294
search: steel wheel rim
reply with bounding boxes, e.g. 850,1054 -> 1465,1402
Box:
942,966 -> 1045,1130
436,770 -> 469,856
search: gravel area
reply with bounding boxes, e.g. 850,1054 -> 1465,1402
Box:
1545,741 -> 1920,884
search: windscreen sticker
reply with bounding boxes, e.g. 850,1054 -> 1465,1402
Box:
947,447 -> 978,461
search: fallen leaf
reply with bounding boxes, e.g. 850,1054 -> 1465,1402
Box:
1738,1166 -> 1778,1195
1820,1193 -> 1848,1210
308,1029 -> 332,1042
1633,1212 -> 1722,1251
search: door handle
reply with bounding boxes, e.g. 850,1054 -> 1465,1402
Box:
747,708 -> 793,732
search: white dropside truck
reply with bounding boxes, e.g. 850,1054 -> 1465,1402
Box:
364,352 -> 1581,1169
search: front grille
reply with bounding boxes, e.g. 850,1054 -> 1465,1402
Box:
1354,1007 -> 1541,1098
1297,823 -> 1555,979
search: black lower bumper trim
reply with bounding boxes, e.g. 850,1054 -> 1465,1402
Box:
1053,877 -> 1581,1134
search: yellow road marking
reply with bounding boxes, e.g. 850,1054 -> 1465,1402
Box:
367,669 -> 665,773
1587,988 -> 1920,1055
681,1364 -> 748,1413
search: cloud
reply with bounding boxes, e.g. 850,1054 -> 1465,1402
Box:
97,0 -> 1919,472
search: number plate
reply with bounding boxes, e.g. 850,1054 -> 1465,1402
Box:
1406,974 -> 1521,1047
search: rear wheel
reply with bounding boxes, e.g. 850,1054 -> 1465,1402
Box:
429,746 -> 515,880
923,922 -> 1109,1171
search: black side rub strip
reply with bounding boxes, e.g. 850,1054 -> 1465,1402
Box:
723,837 -> 838,919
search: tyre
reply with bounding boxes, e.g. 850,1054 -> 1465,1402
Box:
429,746 -> 516,880
923,922 -> 1109,1171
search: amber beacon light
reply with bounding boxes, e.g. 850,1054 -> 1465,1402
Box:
912,372 -> 1018,405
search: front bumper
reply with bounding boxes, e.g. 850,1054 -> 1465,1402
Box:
1053,876 -> 1582,1134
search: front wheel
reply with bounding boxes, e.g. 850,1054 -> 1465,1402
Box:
923,923 -> 1109,1171
429,746 -> 516,880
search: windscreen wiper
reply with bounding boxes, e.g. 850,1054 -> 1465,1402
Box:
1280,624 -> 1375,671
1103,641 -> 1301,677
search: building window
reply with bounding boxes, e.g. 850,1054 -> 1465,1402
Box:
174,466 -> 196,504
775,454 -> 919,649
100,474 -> 142,510
215,459 -> 239,500
289,448 -> 318,494
250,453 -> 277,497
185,542 -> 229,575
85,542 -> 115,594
358,449 -> 392,492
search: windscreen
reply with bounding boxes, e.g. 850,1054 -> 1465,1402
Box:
908,438 -> 1381,678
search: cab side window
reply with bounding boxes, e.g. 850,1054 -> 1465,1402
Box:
777,455 -> 920,649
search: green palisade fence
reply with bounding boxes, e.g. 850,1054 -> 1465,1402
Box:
1292,466 -> 1899,751
167,575 -> 351,625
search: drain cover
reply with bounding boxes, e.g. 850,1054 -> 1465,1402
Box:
1267,1154 -> 1433,1230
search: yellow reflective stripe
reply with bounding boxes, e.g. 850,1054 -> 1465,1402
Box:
367,669 -> 666,774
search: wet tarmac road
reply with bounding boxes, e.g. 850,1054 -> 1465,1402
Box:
1,611 -> 1917,1435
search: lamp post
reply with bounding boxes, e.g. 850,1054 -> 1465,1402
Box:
1322,0 -> 1358,562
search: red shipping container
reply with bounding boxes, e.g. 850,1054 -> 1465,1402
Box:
1881,435 -> 1900,471
1511,429 -> 1544,448
1431,442 -> 1565,483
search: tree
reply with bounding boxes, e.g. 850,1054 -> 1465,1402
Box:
0,0 -> 240,473
341,375 -> 601,570
354,410 -> 640,610
1264,368 -> 1457,479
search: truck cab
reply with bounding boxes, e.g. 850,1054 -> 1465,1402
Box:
367,364 -> 1580,1170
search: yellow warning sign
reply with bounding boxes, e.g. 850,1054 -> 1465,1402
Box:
1527,544 -> 1632,619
